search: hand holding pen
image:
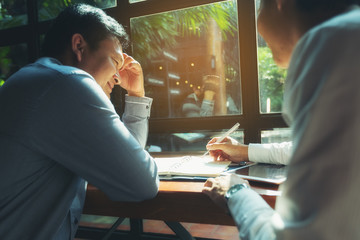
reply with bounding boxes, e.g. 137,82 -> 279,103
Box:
204,122 -> 250,163
203,123 -> 240,157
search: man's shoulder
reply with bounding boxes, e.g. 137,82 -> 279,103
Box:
30,57 -> 100,93
311,7 -> 360,36
7,57 -> 104,102
34,57 -> 91,80
330,6 -> 360,27
295,7 -> 360,56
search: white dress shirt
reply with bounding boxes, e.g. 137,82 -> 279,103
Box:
248,142 -> 292,165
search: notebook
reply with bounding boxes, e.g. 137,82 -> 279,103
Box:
154,155 -> 231,179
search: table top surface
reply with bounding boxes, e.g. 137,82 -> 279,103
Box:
84,153 -> 281,225
84,179 -> 280,226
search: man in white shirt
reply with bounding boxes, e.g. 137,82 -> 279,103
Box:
203,0 -> 360,239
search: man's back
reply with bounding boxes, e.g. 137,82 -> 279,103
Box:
278,6 -> 360,239
0,56 -> 159,239
0,58 -> 93,239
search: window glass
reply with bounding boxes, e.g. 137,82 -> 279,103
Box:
0,0 -> 27,30
146,130 -> 244,153
261,128 -> 291,143
38,0 -> 116,21
0,44 -> 28,86
256,0 -> 287,113
130,0 -> 241,118
257,37 -> 287,113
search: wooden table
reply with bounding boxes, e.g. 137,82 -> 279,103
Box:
77,180 -> 281,240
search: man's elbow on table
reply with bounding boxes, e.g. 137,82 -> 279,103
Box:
130,163 -> 160,201
107,175 -> 159,202
135,177 -> 159,201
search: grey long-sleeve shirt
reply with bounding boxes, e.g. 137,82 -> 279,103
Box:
228,6 -> 360,240
0,57 -> 159,239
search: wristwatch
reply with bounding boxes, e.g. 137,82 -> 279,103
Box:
225,183 -> 249,201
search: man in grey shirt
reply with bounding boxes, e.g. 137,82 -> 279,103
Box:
0,4 -> 159,239
203,0 -> 360,239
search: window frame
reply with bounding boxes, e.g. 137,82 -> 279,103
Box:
116,0 -> 287,144
0,0 -> 288,145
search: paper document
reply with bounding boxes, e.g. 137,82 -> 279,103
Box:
154,156 -> 231,178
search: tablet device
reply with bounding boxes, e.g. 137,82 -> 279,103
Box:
229,162 -> 288,185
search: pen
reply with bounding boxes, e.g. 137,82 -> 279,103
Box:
202,122 -> 240,157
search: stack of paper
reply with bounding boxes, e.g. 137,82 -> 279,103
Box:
154,155 -> 231,178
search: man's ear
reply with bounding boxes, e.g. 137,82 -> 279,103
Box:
71,33 -> 86,62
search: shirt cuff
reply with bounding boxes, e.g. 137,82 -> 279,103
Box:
248,143 -> 272,164
124,95 -> 153,119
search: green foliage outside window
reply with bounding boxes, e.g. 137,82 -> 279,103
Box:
258,46 -> 287,113
0,46 -> 11,85
0,0 -> 27,29
0,45 -> 27,86
131,1 -> 286,114
131,1 -> 241,117
131,1 -> 237,69
38,0 -> 116,21
0,0 -> 116,88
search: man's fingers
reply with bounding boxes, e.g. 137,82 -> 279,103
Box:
120,53 -> 137,71
203,178 -> 215,195
204,178 -> 215,187
202,186 -> 212,195
207,143 -> 224,151
207,137 -> 221,145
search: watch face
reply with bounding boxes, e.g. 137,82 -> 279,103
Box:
229,185 -> 241,194
225,183 -> 248,200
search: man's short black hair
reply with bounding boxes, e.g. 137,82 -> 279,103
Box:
42,4 -> 129,58
296,0 -> 360,12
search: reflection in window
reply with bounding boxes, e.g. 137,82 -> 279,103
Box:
0,0 -> 27,30
147,130 -> 244,153
256,0 -> 287,113
0,44 -> 28,85
130,0 -> 242,118
261,128 -> 292,143
37,0 -> 117,21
